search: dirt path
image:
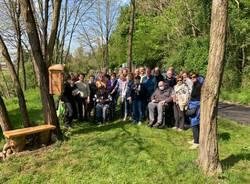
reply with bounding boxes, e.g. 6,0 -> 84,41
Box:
218,102 -> 250,126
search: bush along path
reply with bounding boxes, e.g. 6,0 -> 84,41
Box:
218,102 -> 250,126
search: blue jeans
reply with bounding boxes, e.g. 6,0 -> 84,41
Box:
132,100 -> 143,123
121,99 -> 132,118
96,103 -> 109,122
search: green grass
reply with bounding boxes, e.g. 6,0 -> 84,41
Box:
0,89 -> 250,184
220,89 -> 250,105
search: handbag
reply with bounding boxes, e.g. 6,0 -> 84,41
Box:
185,107 -> 198,118
56,100 -> 65,118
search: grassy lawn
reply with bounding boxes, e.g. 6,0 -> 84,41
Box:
0,89 -> 250,184
220,89 -> 250,106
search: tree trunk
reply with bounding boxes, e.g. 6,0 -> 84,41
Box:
20,0 -> 63,139
20,45 -> 27,90
199,0 -> 228,176
0,95 -> 12,131
48,0 -> 62,66
0,35 -> 31,128
104,0 -> 110,67
127,0 -> 136,72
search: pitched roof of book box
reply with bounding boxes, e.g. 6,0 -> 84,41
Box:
48,64 -> 64,71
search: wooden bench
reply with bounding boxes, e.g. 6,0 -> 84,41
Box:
3,124 -> 56,139
3,125 -> 56,152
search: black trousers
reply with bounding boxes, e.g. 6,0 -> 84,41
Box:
173,103 -> 185,129
64,102 -> 73,127
77,96 -> 88,120
192,124 -> 200,144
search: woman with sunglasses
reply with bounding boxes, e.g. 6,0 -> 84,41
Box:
172,75 -> 190,131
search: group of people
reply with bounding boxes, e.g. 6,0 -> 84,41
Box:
60,66 -> 204,149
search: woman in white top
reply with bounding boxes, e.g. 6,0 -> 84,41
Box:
172,75 -> 190,131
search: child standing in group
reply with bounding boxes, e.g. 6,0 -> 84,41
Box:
130,76 -> 145,125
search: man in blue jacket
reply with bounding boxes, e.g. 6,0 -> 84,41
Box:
141,67 -> 157,119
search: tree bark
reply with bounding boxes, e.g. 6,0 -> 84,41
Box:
104,0 -> 110,67
20,45 -> 27,90
199,0 -> 228,176
127,0 -> 135,72
0,95 -> 12,131
48,0 -> 62,66
20,0 -> 63,138
0,35 -> 31,128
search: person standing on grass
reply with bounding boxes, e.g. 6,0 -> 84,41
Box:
61,74 -> 75,128
113,74 -> 129,121
142,67 -> 157,120
165,69 -> 176,88
75,73 -> 90,121
172,75 -> 190,131
87,75 -> 97,119
124,73 -> 134,121
139,67 -> 146,83
134,68 -> 140,77
109,72 -> 118,120
154,67 -> 165,85
182,71 -> 193,94
130,76 -> 146,125
187,73 -> 202,150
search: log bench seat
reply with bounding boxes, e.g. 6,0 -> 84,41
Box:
3,124 -> 56,139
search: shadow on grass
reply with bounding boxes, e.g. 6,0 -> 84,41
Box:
221,153 -> 250,170
71,121 -> 130,135
218,132 -> 231,141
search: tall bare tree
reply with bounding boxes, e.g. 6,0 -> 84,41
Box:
20,0 -> 63,138
127,0 -> 135,72
199,0 -> 228,176
0,35 -> 30,128
80,0 -> 121,68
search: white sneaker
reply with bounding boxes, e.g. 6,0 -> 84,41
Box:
188,140 -> 194,144
123,117 -> 127,122
189,143 -> 199,150
172,127 -> 177,130
138,121 -> 142,125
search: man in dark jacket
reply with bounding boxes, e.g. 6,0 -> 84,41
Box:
87,75 -> 97,119
61,74 -> 74,128
130,76 -> 146,125
154,67 -> 164,84
148,81 -> 173,128
165,69 -> 176,88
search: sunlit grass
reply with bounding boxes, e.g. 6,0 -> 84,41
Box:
0,89 -> 249,184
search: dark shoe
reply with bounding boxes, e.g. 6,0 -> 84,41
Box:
153,122 -> 161,128
148,121 -> 154,127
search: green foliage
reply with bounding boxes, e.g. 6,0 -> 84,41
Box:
108,0 -> 250,92
1,90 -> 250,183
165,36 -> 209,75
24,61 -> 37,89
220,88 -> 250,105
